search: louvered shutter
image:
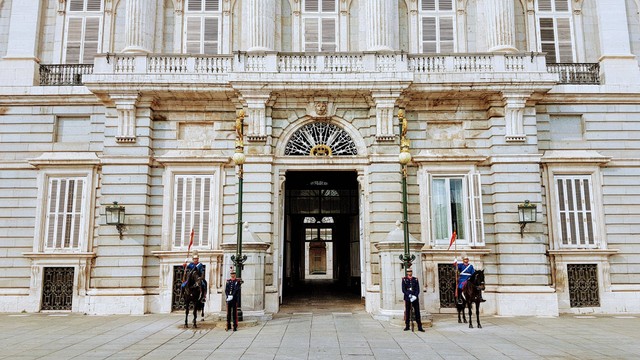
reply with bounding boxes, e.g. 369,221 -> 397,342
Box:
321,0 -> 336,12
205,0 -> 219,11
174,177 -> 184,247
439,17 -> 454,52
45,179 -> 60,249
467,172 -> 484,246
188,0 -> 203,11
185,17 -> 202,53
538,17 -> 556,63
421,17 -> 437,53
83,17 -> 100,63
304,18 -> 319,51
65,18 -> 83,63
305,0 -> 319,12
425,173 -> 434,245
554,0 -> 569,12
86,0 -> 102,11
45,178 -> 84,250
321,18 -> 336,52
203,17 -> 219,54
422,0 -> 436,11
556,18 -> 574,62
438,0 -> 453,11
174,175 -> 213,249
537,0 -> 552,11
69,0 -> 85,11
555,176 -> 595,248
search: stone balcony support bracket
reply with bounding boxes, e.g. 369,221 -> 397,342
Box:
238,91 -> 273,142
502,91 -> 531,143
371,91 -> 402,142
111,93 -> 140,143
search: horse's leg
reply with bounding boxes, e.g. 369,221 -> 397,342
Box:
457,305 -> 462,323
193,304 -> 198,328
467,302 -> 473,328
476,301 -> 482,329
184,301 -> 189,328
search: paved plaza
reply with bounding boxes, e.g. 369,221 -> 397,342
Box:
0,306 -> 639,360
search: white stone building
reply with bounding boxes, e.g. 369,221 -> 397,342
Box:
0,0 -> 639,317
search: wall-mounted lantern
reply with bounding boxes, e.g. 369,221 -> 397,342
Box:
518,200 -> 537,237
105,201 -> 126,239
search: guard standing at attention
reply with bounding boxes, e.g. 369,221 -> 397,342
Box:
401,268 -> 425,332
225,269 -> 241,331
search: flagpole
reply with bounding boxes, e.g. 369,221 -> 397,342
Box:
182,228 -> 195,282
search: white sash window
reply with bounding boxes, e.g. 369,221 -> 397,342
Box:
64,0 -> 103,64
303,0 -> 338,52
427,172 -> 484,246
184,0 -> 221,54
419,0 -> 455,53
173,175 -> 214,249
555,175 -> 597,248
536,0 -> 574,63
44,177 -> 87,250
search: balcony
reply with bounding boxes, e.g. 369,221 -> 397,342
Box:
546,63 -> 600,84
39,64 -> 94,86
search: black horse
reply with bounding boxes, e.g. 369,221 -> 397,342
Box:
456,269 -> 485,328
182,268 -> 205,328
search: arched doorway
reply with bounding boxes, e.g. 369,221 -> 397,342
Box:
282,171 -> 361,308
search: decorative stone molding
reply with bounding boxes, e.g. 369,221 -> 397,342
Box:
57,0 -> 66,14
502,92 -> 531,142
305,100 -> 336,119
112,93 -> 140,143
239,91 -> 273,142
370,91 -> 400,142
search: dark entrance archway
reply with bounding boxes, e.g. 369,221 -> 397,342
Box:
282,171 -> 361,310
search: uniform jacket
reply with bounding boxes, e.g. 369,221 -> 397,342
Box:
225,278 -> 241,303
457,263 -> 475,288
187,262 -> 205,277
401,276 -> 420,302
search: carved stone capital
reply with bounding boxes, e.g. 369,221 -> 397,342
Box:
111,93 -> 140,143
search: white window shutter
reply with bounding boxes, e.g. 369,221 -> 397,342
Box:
185,17 -> 202,53
425,173 -> 434,245
538,0 -> 553,11
556,18 -> 574,62
422,0 -> 436,11
321,0 -> 336,12
45,179 -> 59,249
305,0 -> 319,12
554,0 -> 569,12
174,176 -> 185,247
86,0 -> 102,11
65,18 -> 83,64
72,178 -> 85,249
439,17 -> 455,53
304,18 -> 319,51
439,0 -> 453,11
202,177 -> 211,246
538,17 -> 557,63
203,17 -> 219,54
321,18 -> 336,52
467,172 -> 484,246
69,0 -> 85,12
82,17 -> 101,64
188,0 -> 203,12
421,16 -> 437,53
204,0 -> 219,11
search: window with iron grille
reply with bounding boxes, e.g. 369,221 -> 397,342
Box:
64,0 -> 103,64
184,0 -> 221,54
554,175 -> 597,248
173,175 -> 213,249
536,0 -> 575,63
302,0 -> 338,52
44,177 -> 86,250
419,0 -> 455,53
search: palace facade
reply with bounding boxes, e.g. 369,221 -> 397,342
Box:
1,0 -> 640,317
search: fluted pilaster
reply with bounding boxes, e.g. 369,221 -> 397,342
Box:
247,0 -> 276,52
123,0 -> 157,53
484,0 -> 517,53
364,0 -> 395,51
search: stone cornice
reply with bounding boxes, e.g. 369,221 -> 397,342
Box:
28,152 -> 101,167
541,150 -> 611,165
23,252 -> 97,260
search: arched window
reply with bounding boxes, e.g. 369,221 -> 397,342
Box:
284,122 -> 357,156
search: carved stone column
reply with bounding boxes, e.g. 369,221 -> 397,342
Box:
123,0 -> 158,53
484,0 -> 517,52
246,0 -> 276,52
363,0 -> 396,51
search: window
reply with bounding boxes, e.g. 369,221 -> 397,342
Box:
184,0 -> 221,54
420,0 -> 455,53
44,177 -> 87,250
555,175 -> 596,248
302,0 -> 337,51
428,172 -> 484,246
64,0 -> 103,64
173,175 -> 213,249
536,0 -> 574,63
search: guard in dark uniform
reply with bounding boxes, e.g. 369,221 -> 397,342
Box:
225,269 -> 241,331
401,268 -> 425,332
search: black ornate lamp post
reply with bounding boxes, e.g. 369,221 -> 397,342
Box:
397,110 -> 415,275
231,109 -> 248,321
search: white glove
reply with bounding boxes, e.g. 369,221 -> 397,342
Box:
226,295 -> 233,302
410,295 -> 417,302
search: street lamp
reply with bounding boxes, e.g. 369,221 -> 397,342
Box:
518,200 -> 537,237
397,110 -> 415,275
105,201 -> 126,239
231,109 -> 248,321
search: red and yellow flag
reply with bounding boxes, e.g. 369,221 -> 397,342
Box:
447,231 -> 457,251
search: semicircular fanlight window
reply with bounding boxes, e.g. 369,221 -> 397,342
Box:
284,122 -> 358,156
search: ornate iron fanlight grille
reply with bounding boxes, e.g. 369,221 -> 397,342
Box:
284,122 -> 358,156
438,263 -> 457,308
568,264 -> 600,307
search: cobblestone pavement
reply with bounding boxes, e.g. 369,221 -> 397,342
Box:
0,310 -> 639,360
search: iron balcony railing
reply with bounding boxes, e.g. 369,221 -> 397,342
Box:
546,63 -> 600,84
39,64 -> 94,86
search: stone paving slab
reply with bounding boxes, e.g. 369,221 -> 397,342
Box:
0,312 -> 639,359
